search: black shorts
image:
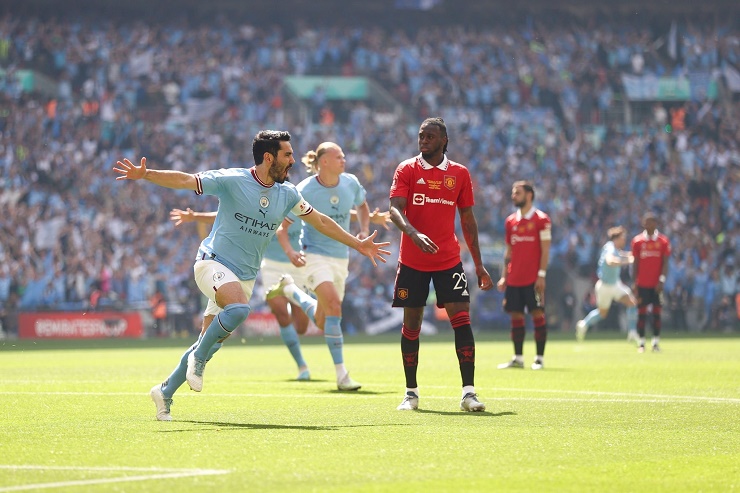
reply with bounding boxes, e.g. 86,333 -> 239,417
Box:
637,286 -> 663,308
504,284 -> 543,313
392,262 -> 470,308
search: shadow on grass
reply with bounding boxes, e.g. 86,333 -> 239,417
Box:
164,420 -> 413,432
413,409 -> 517,417
325,389 -> 397,396
281,378 -> 331,383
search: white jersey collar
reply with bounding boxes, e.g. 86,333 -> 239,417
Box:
641,230 -> 660,241
418,154 -> 449,171
516,207 -> 536,221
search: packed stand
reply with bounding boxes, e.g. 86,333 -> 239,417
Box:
0,13 -> 738,337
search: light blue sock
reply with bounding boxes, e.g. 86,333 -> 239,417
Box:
324,315 -> 344,365
626,306 -> 638,332
194,303 -> 250,360
287,286 -> 317,324
280,323 -> 307,369
583,309 -> 602,328
161,339 -> 222,398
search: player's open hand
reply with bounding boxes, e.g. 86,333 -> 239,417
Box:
369,208 -> 392,230
357,230 -> 391,267
114,157 -> 147,181
170,208 -> 195,227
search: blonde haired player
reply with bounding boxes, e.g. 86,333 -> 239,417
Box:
575,226 -> 638,342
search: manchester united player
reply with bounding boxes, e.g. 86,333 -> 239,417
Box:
389,117 -> 494,412
631,212 -> 671,353
497,180 -> 552,370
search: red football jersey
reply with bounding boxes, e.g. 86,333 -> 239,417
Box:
631,231 -> 671,288
389,155 -> 474,272
504,208 -> 552,286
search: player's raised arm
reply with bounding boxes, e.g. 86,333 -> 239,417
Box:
169,208 -> 216,227
351,208 -> 392,230
301,209 -> 390,267
113,157 -> 198,190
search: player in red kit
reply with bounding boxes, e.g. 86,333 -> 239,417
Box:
389,117 -> 494,412
497,180 -> 552,370
631,212 -> 671,353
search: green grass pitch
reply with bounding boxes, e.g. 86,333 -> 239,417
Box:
1,333 -> 738,492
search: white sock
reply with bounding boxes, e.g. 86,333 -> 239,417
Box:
406,387 -> 419,396
335,363 -> 347,380
535,355 -> 544,363
514,355 -> 523,363
652,337 -> 660,345
462,385 -> 475,398
639,338 -> 646,346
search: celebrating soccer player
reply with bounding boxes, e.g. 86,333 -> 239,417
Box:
114,130 -> 390,421
575,226 -> 639,342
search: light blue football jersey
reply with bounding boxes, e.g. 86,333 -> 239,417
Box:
296,173 -> 366,259
195,167 -> 311,280
597,241 -> 622,285
263,218 -> 302,262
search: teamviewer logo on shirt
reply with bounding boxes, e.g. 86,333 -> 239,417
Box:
412,193 -> 425,205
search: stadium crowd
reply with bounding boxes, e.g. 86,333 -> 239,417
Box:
0,12 -> 738,337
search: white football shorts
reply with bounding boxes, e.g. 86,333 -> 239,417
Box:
193,259 -> 255,317
595,280 -> 633,310
303,253 -> 349,301
260,258 -> 310,298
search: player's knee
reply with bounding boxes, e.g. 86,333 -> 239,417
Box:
323,299 -> 342,316
220,303 -> 251,329
273,310 -> 291,326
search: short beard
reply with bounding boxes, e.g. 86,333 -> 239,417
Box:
269,165 -> 287,184
420,146 -> 443,161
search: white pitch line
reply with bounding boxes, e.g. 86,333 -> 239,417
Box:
0,466 -> 229,492
0,389 -> 737,403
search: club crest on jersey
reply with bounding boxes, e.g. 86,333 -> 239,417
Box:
444,175 -> 456,190
259,196 -> 269,208
397,288 -> 409,300
330,195 -> 339,205
213,271 -> 225,282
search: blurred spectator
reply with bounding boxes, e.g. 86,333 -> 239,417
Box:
0,12 -> 737,334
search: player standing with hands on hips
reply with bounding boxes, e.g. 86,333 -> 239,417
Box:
497,180 -> 552,370
389,117 -> 494,412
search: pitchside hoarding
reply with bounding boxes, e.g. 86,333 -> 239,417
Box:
19,312 -> 144,339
